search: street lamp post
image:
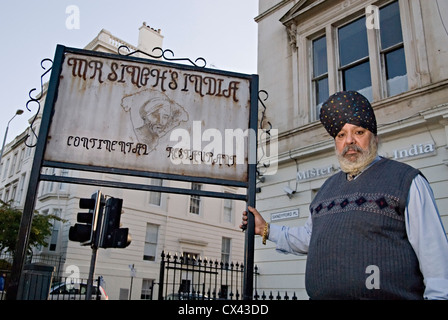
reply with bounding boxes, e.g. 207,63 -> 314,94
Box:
0,109 -> 24,164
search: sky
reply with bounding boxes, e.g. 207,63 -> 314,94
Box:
0,0 -> 259,147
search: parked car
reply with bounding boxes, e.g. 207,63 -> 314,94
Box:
165,292 -> 208,300
49,281 -> 108,300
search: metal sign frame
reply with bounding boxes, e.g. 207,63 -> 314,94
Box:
7,45 -> 258,300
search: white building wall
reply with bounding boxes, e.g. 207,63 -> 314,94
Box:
255,0 -> 448,299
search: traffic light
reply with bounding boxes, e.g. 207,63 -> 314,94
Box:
69,191 -> 104,246
100,197 -> 131,248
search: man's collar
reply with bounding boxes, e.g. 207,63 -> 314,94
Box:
346,155 -> 382,181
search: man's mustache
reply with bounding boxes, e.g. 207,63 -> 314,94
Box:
342,145 -> 364,156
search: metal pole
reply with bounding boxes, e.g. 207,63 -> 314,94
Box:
158,251 -> 165,300
129,276 -> 134,300
86,190 -> 103,300
0,124 -> 9,164
243,179 -> 256,301
128,264 -> 135,300
0,109 -> 23,164
86,247 -> 98,300
242,75 -> 259,300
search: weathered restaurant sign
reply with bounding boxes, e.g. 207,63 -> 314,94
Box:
44,50 -> 254,182
11,46 -> 259,301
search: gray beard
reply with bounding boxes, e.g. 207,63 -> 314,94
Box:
336,136 -> 378,176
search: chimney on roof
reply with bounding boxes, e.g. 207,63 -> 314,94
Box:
138,22 -> 164,55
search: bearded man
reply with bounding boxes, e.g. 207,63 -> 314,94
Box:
241,91 -> 448,300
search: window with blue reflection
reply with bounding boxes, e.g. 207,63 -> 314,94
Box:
312,35 -> 328,119
380,1 -> 407,97
338,16 -> 372,101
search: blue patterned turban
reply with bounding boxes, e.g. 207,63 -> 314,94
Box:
319,91 -> 377,138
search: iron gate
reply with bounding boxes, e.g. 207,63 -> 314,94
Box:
158,251 -> 259,300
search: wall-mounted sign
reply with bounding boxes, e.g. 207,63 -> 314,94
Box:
392,143 -> 436,160
296,165 -> 334,182
44,49 -> 256,183
271,209 -> 299,221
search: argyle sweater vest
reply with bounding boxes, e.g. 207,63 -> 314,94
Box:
306,158 -> 425,299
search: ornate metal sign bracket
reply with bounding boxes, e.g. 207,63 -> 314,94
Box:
25,58 -> 53,148
118,45 -> 207,68
257,89 -> 273,179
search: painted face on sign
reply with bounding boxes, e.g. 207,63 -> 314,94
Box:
133,93 -> 188,151
141,101 -> 172,135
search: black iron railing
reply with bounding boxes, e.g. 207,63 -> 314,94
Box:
158,251 -> 259,300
